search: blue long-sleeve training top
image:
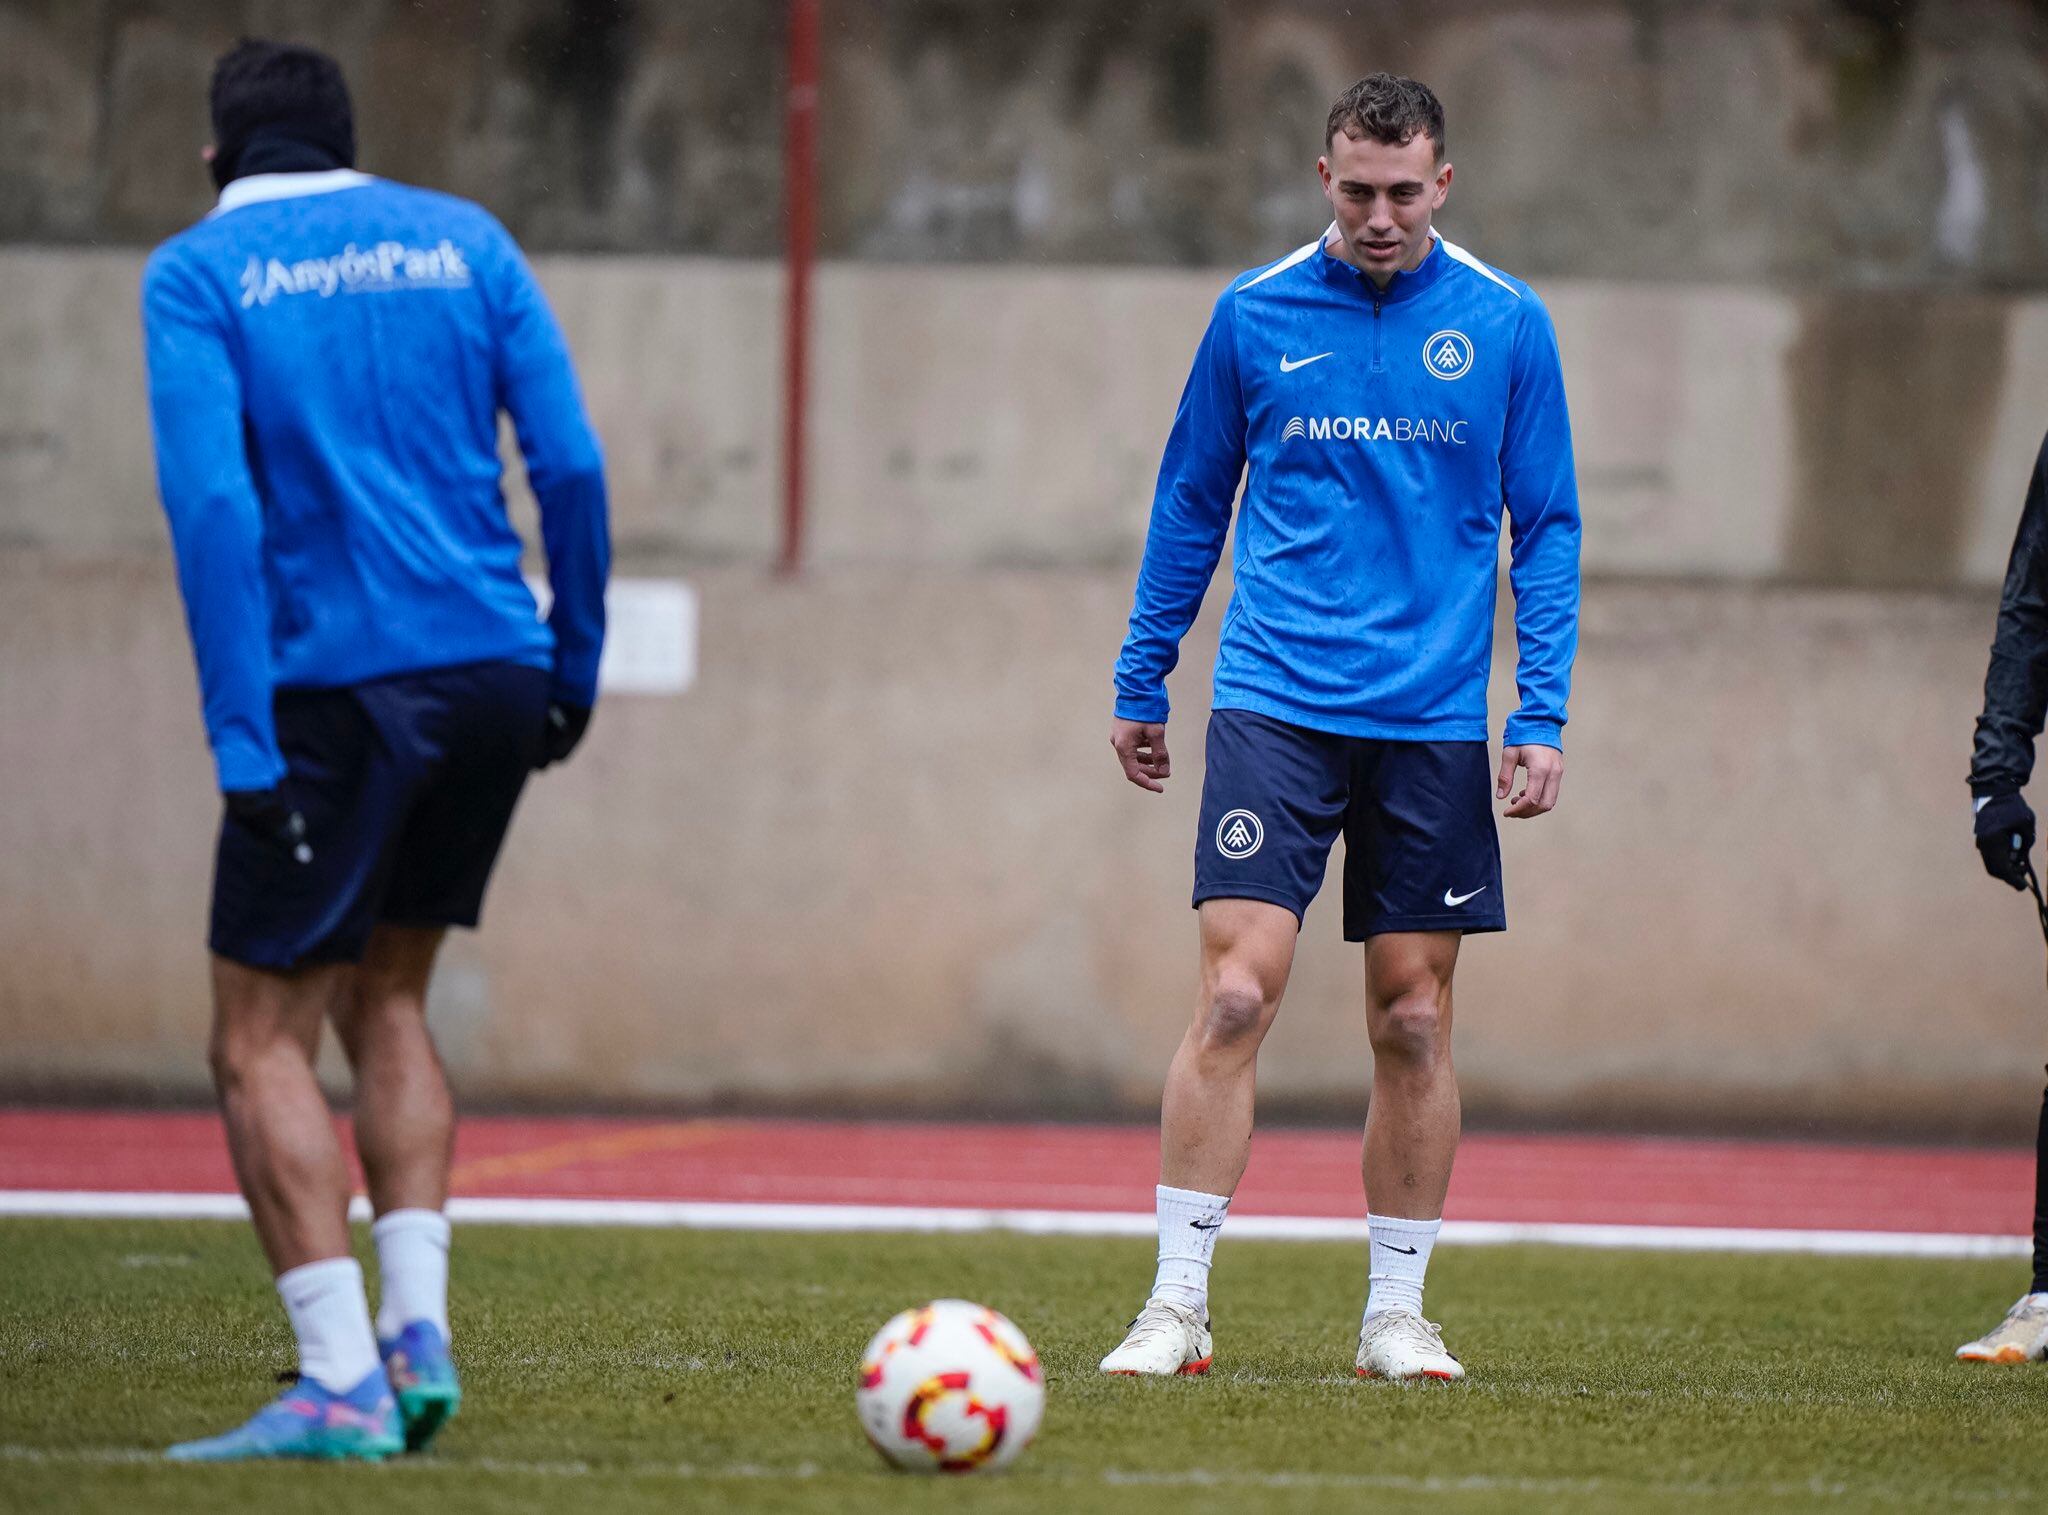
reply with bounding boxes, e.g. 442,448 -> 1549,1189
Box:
141,169 -> 610,792
1113,227 -> 1581,749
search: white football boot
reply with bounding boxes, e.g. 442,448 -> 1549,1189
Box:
1956,1294 -> 2048,1363
1355,1310 -> 1465,1382
1098,1297 -> 1213,1376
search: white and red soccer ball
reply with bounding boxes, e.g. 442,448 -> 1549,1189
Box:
855,1299 -> 1045,1473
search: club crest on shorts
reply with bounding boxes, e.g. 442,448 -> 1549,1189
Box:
1215,809 -> 1264,859
1423,329 -> 1474,380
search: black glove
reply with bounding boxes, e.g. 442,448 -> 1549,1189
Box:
537,702 -> 592,770
1975,790 -> 2035,890
224,787 -> 313,865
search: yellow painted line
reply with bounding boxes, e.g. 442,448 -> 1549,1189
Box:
449,1120 -> 728,1191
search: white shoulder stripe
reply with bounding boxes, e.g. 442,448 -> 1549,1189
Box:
1238,224 -> 1333,291
1436,236 -> 1521,298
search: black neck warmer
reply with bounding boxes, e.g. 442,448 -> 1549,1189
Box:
212,126 -> 351,191
214,127 -> 350,189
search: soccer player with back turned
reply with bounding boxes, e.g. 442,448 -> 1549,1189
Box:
1102,75 -> 1580,1381
141,41 -> 609,1457
1964,425 -> 2048,1365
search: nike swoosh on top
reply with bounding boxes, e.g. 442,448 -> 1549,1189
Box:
1279,351 -> 1334,372
1190,1218 -> 1224,1230
1443,886 -> 1488,907
1384,1244 -> 1419,1256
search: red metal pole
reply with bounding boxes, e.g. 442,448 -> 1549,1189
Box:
779,0 -> 819,577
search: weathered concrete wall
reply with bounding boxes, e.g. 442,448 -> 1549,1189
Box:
6,0 -> 2048,285
1,558 -> 2038,1136
4,246 -> 2047,1131
6,248 -> 2048,587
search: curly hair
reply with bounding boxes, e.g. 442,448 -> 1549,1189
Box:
1325,73 -> 1445,161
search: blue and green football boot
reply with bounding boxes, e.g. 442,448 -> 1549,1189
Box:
166,1368 -> 403,1462
379,1320 -> 461,1451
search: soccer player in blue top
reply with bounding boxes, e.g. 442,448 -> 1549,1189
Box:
1099,75 -> 1580,1382
142,40 -> 609,1459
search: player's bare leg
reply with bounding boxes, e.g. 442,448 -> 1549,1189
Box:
332,924 -> 453,1215
209,953 -> 355,1273
1161,899 -> 1300,1195
1362,931 -> 1461,1217
171,955 -> 400,1460
331,922 -> 462,1448
1103,898 -> 1297,1376
1356,929 -> 1466,1381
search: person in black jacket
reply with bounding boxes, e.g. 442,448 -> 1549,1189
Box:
1965,429 -> 2048,1362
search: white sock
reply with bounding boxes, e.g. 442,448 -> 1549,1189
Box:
1363,1212 -> 1441,1322
1151,1183 -> 1230,1314
372,1208 -> 452,1342
276,1256 -> 382,1393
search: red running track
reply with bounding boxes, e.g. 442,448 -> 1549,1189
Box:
0,1109 -> 2029,1236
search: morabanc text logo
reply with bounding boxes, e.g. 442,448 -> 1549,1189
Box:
1282,415 -> 1469,444
240,240 -> 473,309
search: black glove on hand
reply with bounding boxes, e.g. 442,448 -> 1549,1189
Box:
1975,790 -> 2035,890
224,787 -> 313,865
537,702 -> 592,770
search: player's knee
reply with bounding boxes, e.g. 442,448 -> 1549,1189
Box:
333,985 -> 420,1045
1196,977 -> 1276,1053
206,1021 -> 287,1092
204,1029 -> 240,1092
1369,987 -> 1448,1063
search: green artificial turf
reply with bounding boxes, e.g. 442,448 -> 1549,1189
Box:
2,1219 -> 2043,1513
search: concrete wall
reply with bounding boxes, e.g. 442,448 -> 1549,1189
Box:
7,249 -> 2047,585
3,246 -> 2045,1133
1,559 -> 2037,1136
8,0 -> 2048,284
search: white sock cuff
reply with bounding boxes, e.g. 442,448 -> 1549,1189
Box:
277,1255 -> 365,1298
1157,1184 -> 1232,1211
372,1208 -> 450,1245
1366,1212 -> 1442,1239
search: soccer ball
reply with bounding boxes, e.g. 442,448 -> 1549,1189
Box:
855,1299 -> 1045,1473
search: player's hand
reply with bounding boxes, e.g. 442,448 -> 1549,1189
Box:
1111,718 -> 1171,793
223,787 -> 313,864
537,702 -> 592,770
1497,744 -> 1563,819
1974,791 -> 2035,890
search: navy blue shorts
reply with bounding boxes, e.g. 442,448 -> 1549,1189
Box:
1194,708 -> 1505,940
210,660 -> 551,970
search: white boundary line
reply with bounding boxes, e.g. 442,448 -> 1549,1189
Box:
0,1190 -> 2026,1258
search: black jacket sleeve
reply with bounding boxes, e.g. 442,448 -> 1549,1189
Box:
1971,430 -> 2048,797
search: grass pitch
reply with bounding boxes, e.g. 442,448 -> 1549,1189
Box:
2,1219 -> 2044,1513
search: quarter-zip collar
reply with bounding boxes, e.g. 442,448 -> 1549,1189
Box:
1314,225 -> 1449,304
